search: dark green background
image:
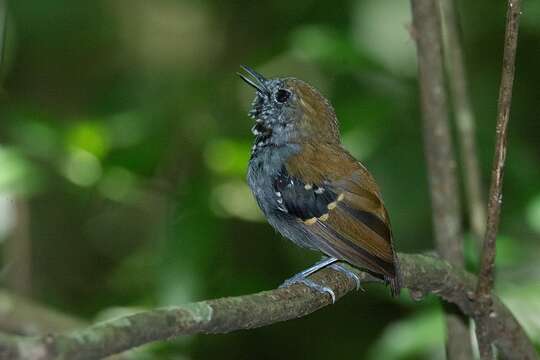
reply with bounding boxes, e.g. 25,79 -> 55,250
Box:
0,0 -> 539,358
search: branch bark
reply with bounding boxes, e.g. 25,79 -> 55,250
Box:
409,0 -> 472,358
475,0 -> 522,358
0,253 -> 536,360
440,0 -> 486,246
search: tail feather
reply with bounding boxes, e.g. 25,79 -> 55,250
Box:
387,254 -> 402,296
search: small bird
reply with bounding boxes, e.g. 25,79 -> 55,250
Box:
238,65 -> 401,300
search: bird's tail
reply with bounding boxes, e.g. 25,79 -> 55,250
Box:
387,255 -> 402,297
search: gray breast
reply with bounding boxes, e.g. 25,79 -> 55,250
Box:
247,146 -> 280,216
247,143 -> 317,250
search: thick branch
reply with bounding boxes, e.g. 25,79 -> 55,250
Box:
410,0 -> 471,358
2,253 -> 536,360
440,0 -> 486,245
410,0 -> 463,269
475,0 -> 521,358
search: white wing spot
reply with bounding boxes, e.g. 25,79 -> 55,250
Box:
318,213 -> 329,221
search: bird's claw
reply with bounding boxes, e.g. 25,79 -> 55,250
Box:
280,276 -> 336,303
329,263 -> 364,292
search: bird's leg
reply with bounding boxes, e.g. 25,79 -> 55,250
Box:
280,257 -> 339,303
329,263 -> 364,291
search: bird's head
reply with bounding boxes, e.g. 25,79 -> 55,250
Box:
238,65 -> 340,144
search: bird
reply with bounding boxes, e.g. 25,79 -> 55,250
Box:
238,65 -> 401,301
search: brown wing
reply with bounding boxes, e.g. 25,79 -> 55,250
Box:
282,142 -> 400,294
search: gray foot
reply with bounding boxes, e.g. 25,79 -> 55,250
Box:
329,263 -> 364,291
280,274 -> 336,303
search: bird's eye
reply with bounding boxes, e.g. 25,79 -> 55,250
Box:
275,89 -> 291,103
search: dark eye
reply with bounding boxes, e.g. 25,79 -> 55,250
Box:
275,89 -> 291,103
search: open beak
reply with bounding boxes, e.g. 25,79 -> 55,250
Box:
237,65 -> 270,95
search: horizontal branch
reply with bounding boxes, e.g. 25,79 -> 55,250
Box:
2,253 -> 537,360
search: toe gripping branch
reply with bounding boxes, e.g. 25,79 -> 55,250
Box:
279,258 -> 363,303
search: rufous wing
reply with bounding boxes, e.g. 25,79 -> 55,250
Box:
276,143 -> 401,295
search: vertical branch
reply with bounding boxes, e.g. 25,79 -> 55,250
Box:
410,0 -> 473,358
0,2 -> 33,297
410,0 -> 463,264
475,0 -> 521,358
5,200 -> 32,296
440,0 -> 486,246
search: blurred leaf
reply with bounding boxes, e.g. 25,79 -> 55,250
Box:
204,138 -> 250,176
352,0 -> 417,75
502,282 -> 540,346
288,24 -> 387,77
98,167 -> 140,203
342,127 -> 377,159
106,112 -> 147,148
368,308 -> 445,360
526,193 -> 540,234
521,1 -> 540,31
495,234 -> 525,267
0,146 -> 42,194
62,148 -> 102,187
210,180 -> 263,222
66,121 -> 109,159
290,26 -> 359,65
10,119 -> 61,160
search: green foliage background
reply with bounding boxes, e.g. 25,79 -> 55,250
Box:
0,0 -> 539,358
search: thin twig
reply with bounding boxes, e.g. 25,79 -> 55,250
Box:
409,0 -> 472,358
475,0 -> 522,358
440,0 -> 486,246
0,253 -> 536,360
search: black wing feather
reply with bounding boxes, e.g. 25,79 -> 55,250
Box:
273,166 -> 337,220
